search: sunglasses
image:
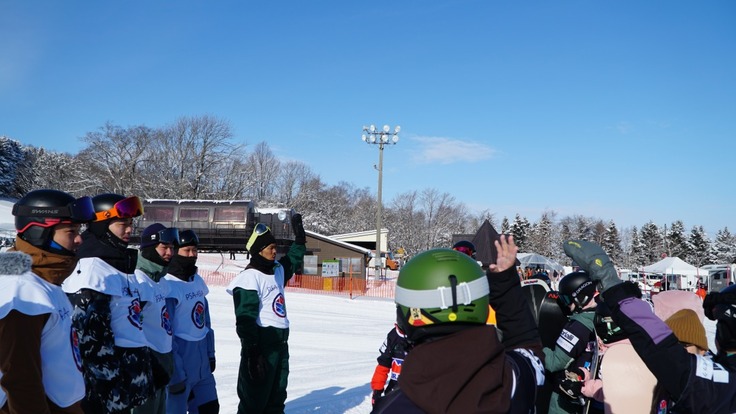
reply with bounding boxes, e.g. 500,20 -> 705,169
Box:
94,196 -> 144,221
177,229 -> 200,247
246,223 -> 271,251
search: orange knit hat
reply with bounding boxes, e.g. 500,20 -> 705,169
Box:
665,309 -> 708,352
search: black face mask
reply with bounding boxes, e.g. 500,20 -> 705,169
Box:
167,255 -> 198,280
141,245 -> 169,267
247,251 -> 275,275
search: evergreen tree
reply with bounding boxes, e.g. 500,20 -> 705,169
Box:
626,226 -> 647,267
509,214 -> 530,252
640,221 -> 662,264
665,220 -> 689,259
0,136 -> 25,197
712,227 -> 736,264
501,217 -> 510,234
686,226 -> 711,267
602,221 -> 623,264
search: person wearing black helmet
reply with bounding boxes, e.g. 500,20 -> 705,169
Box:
163,229 -> 220,414
133,223 -> 180,414
0,189 -> 94,414
373,235 -> 545,413
564,239 -> 736,414
62,193 -> 159,413
543,271 -> 599,414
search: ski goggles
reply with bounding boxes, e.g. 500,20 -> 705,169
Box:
246,223 -> 270,251
153,227 -> 180,245
177,229 -> 200,247
453,246 -> 475,257
558,293 -> 574,307
14,196 -> 96,233
94,196 -> 144,221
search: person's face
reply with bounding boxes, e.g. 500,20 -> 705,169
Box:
52,223 -> 83,252
156,242 -> 175,262
108,218 -> 133,242
178,245 -> 198,258
259,243 -> 277,261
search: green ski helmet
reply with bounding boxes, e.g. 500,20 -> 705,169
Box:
395,248 -> 489,343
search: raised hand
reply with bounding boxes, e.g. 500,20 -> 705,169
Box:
489,235 -> 518,273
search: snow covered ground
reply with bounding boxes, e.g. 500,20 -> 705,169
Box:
0,198 -> 718,413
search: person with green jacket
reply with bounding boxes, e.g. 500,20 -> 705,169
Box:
226,214 -> 306,414
133,223 -> 179,414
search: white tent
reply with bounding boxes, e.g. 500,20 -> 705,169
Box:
517,253 -> 564,273
640,256 -> 708,277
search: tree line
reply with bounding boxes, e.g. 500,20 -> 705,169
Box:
2,115 -> 734,268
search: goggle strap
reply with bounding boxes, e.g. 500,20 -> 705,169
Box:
396,277 -> 489,310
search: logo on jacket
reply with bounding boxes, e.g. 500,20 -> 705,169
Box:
272,293 -> 286,318
191,301 -> 206,329
71,329 -> 83,371
161,305 -> 173,335
128,298 -> 143,330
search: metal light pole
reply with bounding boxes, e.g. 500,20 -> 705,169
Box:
362,124 -> 400,279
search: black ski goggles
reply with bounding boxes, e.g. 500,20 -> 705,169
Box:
177,229 -> 200,247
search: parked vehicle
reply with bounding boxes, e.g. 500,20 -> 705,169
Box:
131,199 -> 295,252
368,250 -> 400,271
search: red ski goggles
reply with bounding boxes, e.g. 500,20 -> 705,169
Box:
94,196 -> 144,221
453,246 -> 475,257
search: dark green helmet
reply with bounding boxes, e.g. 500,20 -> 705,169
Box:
395,248 -> 489,342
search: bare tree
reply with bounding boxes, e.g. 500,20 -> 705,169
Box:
77,122 -> 154,196
245,141 -> 280,203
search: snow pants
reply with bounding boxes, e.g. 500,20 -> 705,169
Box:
237,329 -> 289,414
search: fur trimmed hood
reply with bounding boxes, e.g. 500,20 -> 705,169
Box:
0,251 -> 32,276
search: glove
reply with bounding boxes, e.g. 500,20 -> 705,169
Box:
209,357 -> 216,372
703,292 -> 736,320
151,356 -> 171,390
291,213 -> 306,245
168,381 -> 186,395
247,347 -> 267,382
563,240 -> 622,293
371,390 -> 383,408
559,369 -> 584,400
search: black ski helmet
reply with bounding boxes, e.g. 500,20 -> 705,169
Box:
712,284 -> 736,351
594,301 -> 627,344
88,193 -> 143,249
558,271 -> 596,311
12,189 -> 95,250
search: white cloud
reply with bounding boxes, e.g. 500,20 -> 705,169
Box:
409,136 -> 496,165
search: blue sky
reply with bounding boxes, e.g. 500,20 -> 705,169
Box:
1,1 -> 734,236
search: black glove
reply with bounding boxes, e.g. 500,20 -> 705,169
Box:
559,369 -> 584,400
247,347 -> 267,382
291,213 -> 306,245
703,292 -> 736,320
150,355 -> 171,390
371,390 -> 383,408
168,381 -> 186,395
563,240 -> 622,293
209,357 -> 216,373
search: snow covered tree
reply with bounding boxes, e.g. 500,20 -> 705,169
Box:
0,136 -> 25,197
509,214 -> 531,252
526,210 -> 556,258
711,227 -> 736,264
626,226 -> 647,267
500,217 -> 510,234
687,226 -> 711,267
601,221 -> 623,265
640,221 -> 663,264
665,220 -> 689,259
